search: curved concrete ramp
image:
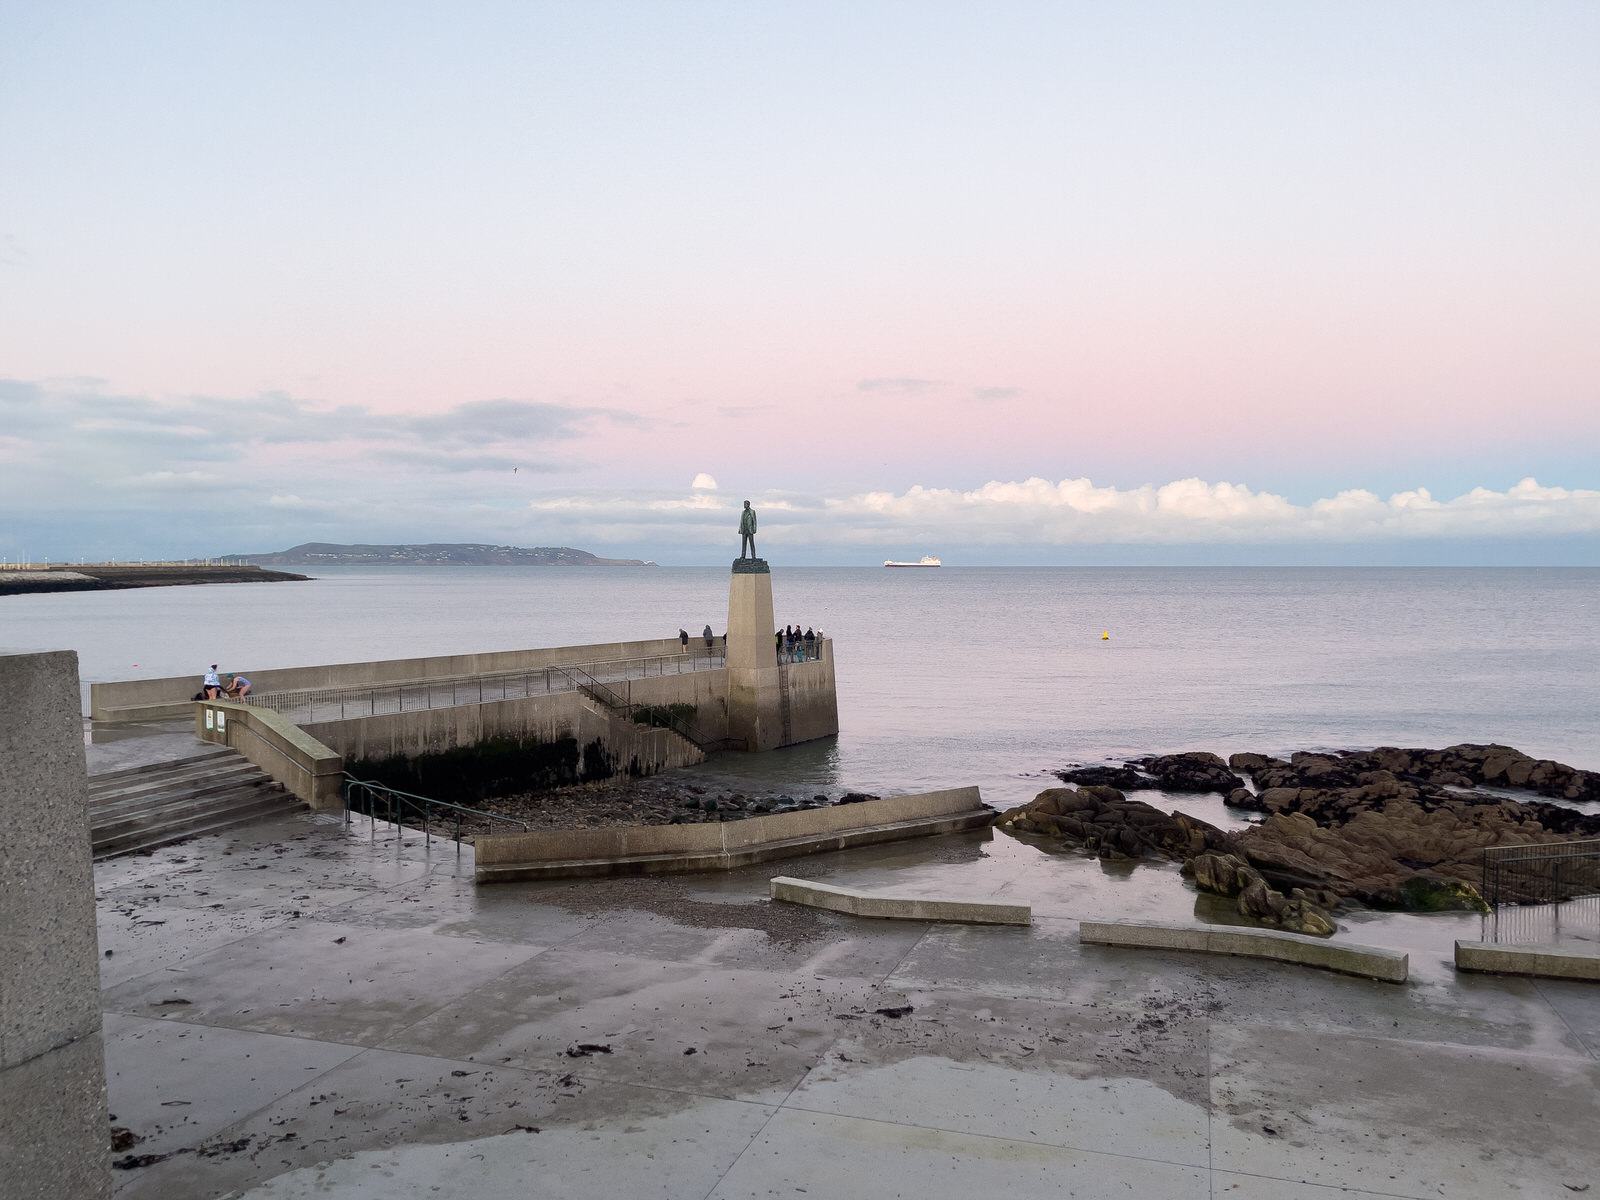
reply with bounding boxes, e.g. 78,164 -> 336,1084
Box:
769,876 -> 1030,925
1080,919 -> 1409,983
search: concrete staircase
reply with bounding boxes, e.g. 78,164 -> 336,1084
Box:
89,747 -> 305,859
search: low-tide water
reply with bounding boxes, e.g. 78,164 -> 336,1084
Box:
7,564 -> 1599,952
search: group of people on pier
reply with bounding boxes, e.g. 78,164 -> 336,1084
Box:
776,624 -> 820,663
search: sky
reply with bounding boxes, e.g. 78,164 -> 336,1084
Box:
2,1 -> 1597,564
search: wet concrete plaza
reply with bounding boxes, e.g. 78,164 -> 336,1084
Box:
96,808 -> 1600,1199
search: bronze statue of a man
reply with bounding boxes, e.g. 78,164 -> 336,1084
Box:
738,500 -> 757,559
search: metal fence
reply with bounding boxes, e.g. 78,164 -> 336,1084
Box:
1482,839 -> 1600,907
343,777 -> 530,846
245,648 -> 727,724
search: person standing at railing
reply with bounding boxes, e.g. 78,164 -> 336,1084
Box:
703,623 -> 714,650
804,628 -> 816,660
679,627 -> 689,652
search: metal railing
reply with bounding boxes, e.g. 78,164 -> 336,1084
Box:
246,648 -> 727,724
776,637 -> 826,665
1482,839 -> 1600,907
343,776 -> 531,847
554,663 -> 734,753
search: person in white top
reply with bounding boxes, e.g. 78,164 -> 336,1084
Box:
202,665 -> 222,700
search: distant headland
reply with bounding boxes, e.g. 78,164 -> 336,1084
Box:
237,542 -> 655,567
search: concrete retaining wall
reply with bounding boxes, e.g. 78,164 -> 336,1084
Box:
0,650 -> 113,1198
1079,919 -> 1409,983
769,876 -> 1030,925
475,786 -> 992,882
195,701 -> 343,809
90,637 -> 692,720
1454,940 -> 1600,981
300,681 -> 710,778
780,646 -> 839,746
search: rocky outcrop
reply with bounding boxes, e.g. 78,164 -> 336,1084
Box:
1230,744 -> 1600,806
1053,764 -> 1150,791
996,787 -> 1234,861
1131,752 -> 1244,794
1023,743 -> 1594,921
1186,853 -> 1337,936
995,787 -> 1337,935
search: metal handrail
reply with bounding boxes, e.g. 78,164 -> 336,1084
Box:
343,776 -> 531,849
247,647 -> 727,724
554,663 -> 732,753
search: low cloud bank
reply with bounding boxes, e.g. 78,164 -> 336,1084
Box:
3,378 -> 1596,558
533,476 -> 1600,547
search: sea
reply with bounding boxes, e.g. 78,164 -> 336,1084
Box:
6,564 -> 1599,958
6,564 -> 1597,810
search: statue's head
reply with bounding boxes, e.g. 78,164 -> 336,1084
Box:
743,500 -> 751,508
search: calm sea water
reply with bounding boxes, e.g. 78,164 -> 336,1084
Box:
4,566 -> 1597,811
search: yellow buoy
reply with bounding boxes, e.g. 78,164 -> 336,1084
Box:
1101,631 -> 1109,640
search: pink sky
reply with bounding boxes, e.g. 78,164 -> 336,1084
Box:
2,3 -> 1597,557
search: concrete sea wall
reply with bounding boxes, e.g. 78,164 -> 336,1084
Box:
90,637 -> 692,721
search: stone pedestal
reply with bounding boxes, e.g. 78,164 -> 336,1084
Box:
726,560 -> 781,751
0,649 -> 113,1200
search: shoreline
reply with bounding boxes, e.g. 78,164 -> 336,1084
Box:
0,563 -> 310,596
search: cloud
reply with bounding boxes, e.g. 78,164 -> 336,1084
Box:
970,386 -> 1021,403
858,377 -> 941,394
504,476 -> 1600,549
691,473 -> 718,490
0,379 -> 638,508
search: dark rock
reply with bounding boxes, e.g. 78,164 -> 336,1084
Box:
1188,852 -> 1336,935
1054,765 -> 1149,791
1131,752 -> 1244,794
110,1127 -> 140,1152
837,792 -> 880,805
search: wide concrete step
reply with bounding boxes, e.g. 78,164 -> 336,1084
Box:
93,794 -> 303,859
89,759 -> 263,809
89,747 -> 306,859
87,748 -> 235,788
91,776 -> 281,829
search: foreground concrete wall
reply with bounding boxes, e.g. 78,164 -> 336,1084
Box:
195,701 -> 343,810
476,786 -> 988,879
0,650 -> 112,1199
90,636 -> 692,720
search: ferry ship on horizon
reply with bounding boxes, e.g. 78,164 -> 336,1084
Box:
884,555 -> 942,568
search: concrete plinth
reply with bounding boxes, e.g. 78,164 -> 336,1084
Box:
726,565 -> 781,751
0,649 -> 113,1199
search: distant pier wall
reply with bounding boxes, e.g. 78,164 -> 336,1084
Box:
90,637 -> 691,721
304,677 -> 721,776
